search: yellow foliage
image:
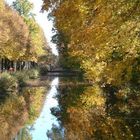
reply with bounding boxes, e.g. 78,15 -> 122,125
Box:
43,0 -> 140,87
0,96 -> 28,140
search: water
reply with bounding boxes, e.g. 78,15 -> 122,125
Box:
29,78 -> 59,140
0,76 -> 140,140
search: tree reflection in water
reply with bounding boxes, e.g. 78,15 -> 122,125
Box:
0,87 -> 46,140
0,95 -> 27,140
46,124 -> 64,140
0,77 -> 140,140
49,78 -> 140,140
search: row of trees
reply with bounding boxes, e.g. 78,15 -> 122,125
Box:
43,0 -> 140,91
0,0 -> 48,72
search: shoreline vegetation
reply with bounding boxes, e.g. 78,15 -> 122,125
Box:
0,0 -> 140,139
0,69 -> 40,94
0,84 -> 48,140
0,0 -> 56,138
0,0 -> 57,100
42,0 -> 140,100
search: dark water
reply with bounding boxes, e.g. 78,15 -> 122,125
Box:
0,77 -> 140,140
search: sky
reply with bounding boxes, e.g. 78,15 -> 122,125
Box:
5,0 -> 58,56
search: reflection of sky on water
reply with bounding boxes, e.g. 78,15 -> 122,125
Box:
29,78 -> 59,140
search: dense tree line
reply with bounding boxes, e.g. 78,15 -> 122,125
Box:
0,0 -> 48,72
43,0 -> 140,94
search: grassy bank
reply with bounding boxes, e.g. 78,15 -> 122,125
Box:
0,69 -> 40,97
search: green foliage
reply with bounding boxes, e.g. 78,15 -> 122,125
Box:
0,72 -> 18,94
20,128 -> 32,140
13,71 -> 29,87
12,0 -> 46,62
39,66 -> 48,76
26,24 -> 45,62
12,69 -> 39,87
27,69 -> 39,79
12,0 -> 34,18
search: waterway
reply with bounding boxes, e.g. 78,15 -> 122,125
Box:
0,76 -> 140,140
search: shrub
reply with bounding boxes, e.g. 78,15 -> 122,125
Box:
0,72 -> 18,94
13,72 -> 29,87
39,66 -> 48,76
27,69 -> 39,79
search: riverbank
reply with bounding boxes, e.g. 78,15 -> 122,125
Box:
26,76 -> 52,87
0,69 -> 40,95
0,69 -> 50,139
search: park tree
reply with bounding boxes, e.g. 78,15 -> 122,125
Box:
0,0 -> 49,71
0,1 -> 29,71
12,0 -> 46,67
12,0 -> 34,18
42,0 -> 140,88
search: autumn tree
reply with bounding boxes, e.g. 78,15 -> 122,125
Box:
13,0 -> 46,64
0,0 -> 49,71
42,0 -> 140,89
0,1 -> 29,71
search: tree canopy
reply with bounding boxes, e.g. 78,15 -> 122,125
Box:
0,2 -> 29,60
42,0 -> 140,88
0,0 -> 49,72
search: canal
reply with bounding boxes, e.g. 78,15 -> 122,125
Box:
0,76 -> 140,140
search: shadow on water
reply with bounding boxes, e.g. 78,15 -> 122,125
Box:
0,76 -> 140,140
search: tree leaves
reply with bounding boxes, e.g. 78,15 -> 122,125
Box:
43,0 -> 140,87
0,0 -> 48,63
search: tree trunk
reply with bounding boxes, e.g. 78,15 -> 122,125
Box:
19,61 -> 22,71
14,61 -> 17,72
4,58 -> 7,71
0,58 -> 1,73
25,61 -> 28,70
11,61 -> 13,68
28,61 -> 30,69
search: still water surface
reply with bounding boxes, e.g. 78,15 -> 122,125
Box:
29,78 -> 60,140
0,77 -> 140,140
